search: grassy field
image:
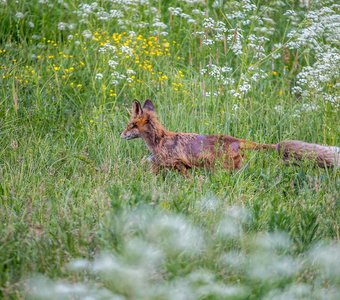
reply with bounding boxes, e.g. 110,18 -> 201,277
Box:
0,0 -> 339,299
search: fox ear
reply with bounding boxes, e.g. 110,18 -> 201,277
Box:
143,99 -> 155,112
132,100 -> 143,117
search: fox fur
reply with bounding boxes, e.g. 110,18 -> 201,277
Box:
121,100 -> 277,175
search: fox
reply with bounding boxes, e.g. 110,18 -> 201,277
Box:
121,99 -> 278,175
121,100 -> 339,174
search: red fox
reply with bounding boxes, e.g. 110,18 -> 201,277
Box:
121,100 -> 339,174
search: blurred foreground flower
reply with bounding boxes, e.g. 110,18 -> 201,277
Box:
25,205 -> 340,299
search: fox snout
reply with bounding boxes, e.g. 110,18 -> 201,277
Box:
121,130 -> 132,140
120,131 -> 127,139
121,129 -> 140,140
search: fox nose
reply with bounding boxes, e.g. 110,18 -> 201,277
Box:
121,131 -> 127,139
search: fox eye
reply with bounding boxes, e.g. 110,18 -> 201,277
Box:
131,123 -> 137,128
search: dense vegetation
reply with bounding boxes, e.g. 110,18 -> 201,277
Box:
0,0 -> 339,299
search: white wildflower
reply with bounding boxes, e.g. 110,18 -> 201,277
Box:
108,60 -> 118,69
192,9 -> 205,16
195,193 -> 220,212
200,68 -> 207,75
232,104 -> 239,111
104,43 -> 116,52
308,242 -> 340,279
15,12 -> 24,19
274,105 -> 283,113
121,45 -> 133,57
57,22 -> 67,31
216,217 -> 243,240
220,251 -> 246,271
247,253 -> 300,282
95,73 -> 104,80
67,23 -> 75,30
203,17 -> 215,29
146,214 -> 204,256
202,39 -> 214,46
82,30 -> 92,39
230,90 -> 241,98
222,66 -> 232,73
153,21 -> 167,29
231,38 -> 243,56
254,232 -> 292,252
239,81 -> 251,93
168,7 -> 183,16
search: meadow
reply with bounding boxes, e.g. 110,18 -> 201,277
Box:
0,0 -> 339,299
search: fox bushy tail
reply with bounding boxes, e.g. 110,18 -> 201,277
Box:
240,139 -> 339,168
277,140 -> 340,168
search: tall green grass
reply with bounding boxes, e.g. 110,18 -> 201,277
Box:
0,0 -> 339,298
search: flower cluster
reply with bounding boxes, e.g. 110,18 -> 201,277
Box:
26,205 -> 340,299
94,31 -> 173,88
292,48 -> 340,105
287,4 -> 340,106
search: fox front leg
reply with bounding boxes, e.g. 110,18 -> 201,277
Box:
140,154 -> 160,173
150,158 -> 162,174
141,154 -> 156,164
174,163 -> 191,177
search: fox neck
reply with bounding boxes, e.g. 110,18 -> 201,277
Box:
140,118 -> 169,153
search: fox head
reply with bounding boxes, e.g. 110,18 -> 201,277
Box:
121,99 -> 156,140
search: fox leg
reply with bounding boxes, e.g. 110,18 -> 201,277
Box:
150,162 -> 162,174
141,154 -> 155,164
141,155 -> 160,173
148,156 -> 162,174
174,163 -> 190,177
224,142 -> 242,170
223,155 -> 242,170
